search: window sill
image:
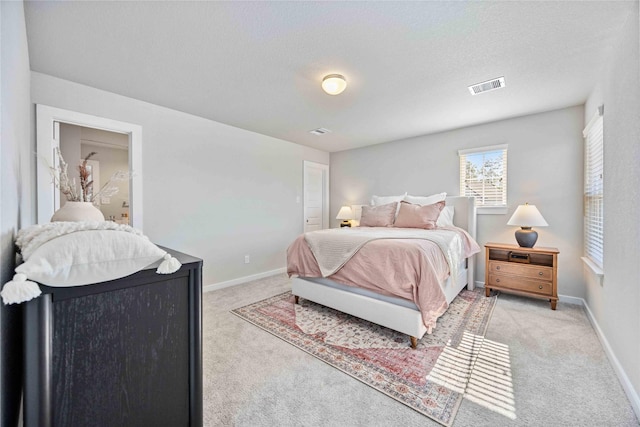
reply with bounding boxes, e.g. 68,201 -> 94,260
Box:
477,206 -> 508,215
581,256 -> 604,285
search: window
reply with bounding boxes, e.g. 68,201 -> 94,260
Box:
459,145 -> 508,211
583,108 -> 604,270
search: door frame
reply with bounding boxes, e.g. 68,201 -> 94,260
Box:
36,104 -> 143,229
303,160 -> 329,231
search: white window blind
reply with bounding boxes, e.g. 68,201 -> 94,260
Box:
459,145 -> 508,207
583,109 -> 604,269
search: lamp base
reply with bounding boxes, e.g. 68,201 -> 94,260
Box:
340,221 -> 351,228
515,227 -> 538,247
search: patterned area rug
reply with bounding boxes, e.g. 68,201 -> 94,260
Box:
232,288 -> 497,426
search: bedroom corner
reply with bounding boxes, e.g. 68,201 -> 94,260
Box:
1,1 -> 34,426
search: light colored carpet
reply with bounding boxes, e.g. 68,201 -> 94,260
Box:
203,274 -> 639,426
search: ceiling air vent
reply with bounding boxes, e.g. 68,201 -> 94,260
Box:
309,127 -> 332,135
468,77 -> 506,95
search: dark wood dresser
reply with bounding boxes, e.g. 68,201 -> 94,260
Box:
23,248 -> 203,427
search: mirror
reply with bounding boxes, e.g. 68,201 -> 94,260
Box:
36,104 -> 143,229
59,124 -> 130,223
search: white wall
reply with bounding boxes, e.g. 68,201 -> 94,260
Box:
31,72 -> 330,286
330,105 -> 585,298
583,3 -> 640,415
1,2 -> 32,426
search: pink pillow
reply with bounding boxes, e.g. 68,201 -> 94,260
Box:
359,202 -> 397,227
394,201 -> 444,229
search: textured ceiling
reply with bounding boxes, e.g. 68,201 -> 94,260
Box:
24,1 -> 636,152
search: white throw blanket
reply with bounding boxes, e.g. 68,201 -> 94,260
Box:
304,226 -> 463,280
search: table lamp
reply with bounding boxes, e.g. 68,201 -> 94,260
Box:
507,203 -> 548,247
336,206 -> 354,227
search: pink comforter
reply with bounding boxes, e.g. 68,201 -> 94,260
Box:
286,228 -> 479,332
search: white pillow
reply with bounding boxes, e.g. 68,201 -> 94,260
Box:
15,230 -> 168,287
370,192 -> 407,206
436,205 -> 455,227
403,192 -> 447,206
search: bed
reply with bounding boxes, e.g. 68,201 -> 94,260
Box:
287,196 -> 478,349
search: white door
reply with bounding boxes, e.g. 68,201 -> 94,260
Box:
303,161 -> 329,232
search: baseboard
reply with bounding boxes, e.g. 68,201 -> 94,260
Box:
581,298 -> 640,420
203,268 -> 286,293
558,294 -> 583,305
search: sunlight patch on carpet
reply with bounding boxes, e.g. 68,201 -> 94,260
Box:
464,337 -> 516,420
426,331 -> 484,393
428,330 -> 516,420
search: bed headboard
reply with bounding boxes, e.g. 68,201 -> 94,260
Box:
445,196 -> 477,241
350,196 -> 477,240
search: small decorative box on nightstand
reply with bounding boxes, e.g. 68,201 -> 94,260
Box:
484,242 -> 559,310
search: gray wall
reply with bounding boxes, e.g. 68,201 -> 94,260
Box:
31,72 -> 330,287
330,105 -> 585,298
583,4 -> 640,413
1,1 -> 33,426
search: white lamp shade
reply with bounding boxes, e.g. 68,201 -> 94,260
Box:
322,74 -> 347,95
507,204 -> 548,227
336,206 -> 353,220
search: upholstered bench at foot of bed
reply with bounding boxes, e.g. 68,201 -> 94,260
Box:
292,277 -> 428,349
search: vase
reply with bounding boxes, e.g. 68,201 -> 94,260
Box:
51,201 -> 105,222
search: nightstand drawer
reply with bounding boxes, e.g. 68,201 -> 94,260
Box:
488,273 -> 553,296
489,261 -> 552,281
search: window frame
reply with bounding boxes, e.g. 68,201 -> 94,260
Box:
458,144 -> 508,215
582,108 -> 604,279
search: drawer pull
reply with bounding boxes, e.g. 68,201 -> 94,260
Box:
496,278 -> 500,283
496,266 -> 501,270
539,272 -> 543,276
539,285 -> 543,289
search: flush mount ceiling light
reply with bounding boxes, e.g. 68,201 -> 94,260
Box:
321,74 -> 347,95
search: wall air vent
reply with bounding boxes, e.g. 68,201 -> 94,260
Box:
468,77 -> 506,95
309,127 -> 332,135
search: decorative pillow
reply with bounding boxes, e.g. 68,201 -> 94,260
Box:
371,193 -> 407,219
14,230 -> 169,287
394,201 -> 445,229
403,192 -> 447,206
1,222 -> 182,305
359,202 -> 398,227
436,205 -> 455,227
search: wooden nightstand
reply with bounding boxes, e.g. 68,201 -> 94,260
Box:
485,242 -> 559,310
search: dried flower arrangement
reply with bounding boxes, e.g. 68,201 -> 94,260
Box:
50,148 -> 130,204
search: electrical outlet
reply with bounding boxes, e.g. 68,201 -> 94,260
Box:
244,255 -> 250,264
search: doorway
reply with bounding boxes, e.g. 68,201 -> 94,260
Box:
303,161 -> 329,232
